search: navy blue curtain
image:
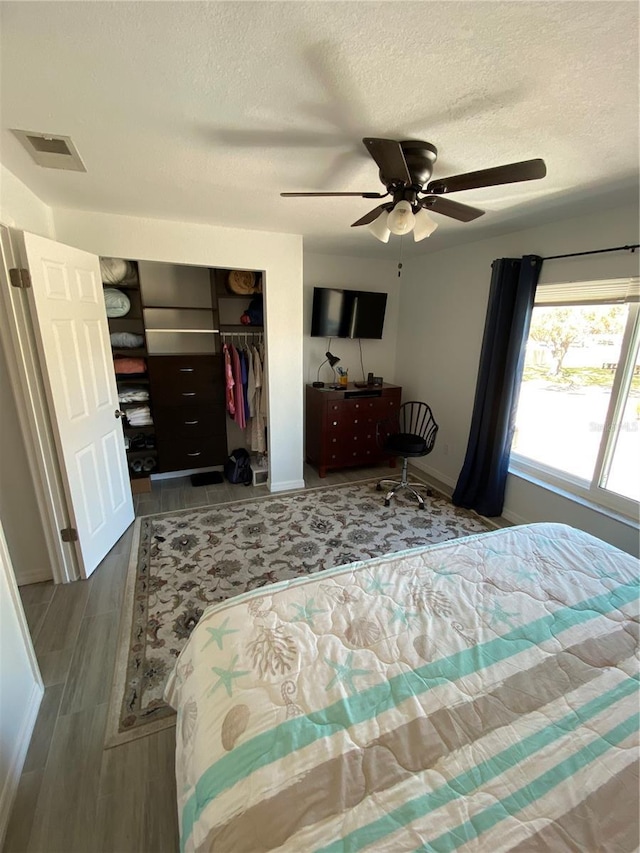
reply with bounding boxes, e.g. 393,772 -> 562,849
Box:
452,255 -> 543,516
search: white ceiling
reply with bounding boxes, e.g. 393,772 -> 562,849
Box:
1,1 -> 638,257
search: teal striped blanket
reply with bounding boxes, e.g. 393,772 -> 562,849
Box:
165,522 -> 639,852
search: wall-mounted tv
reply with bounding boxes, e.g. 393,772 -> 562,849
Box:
311,287 -> 387,339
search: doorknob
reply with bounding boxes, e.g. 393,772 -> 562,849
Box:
115,409 -> 126,419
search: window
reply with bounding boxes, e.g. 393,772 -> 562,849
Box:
511,277 -> 639,520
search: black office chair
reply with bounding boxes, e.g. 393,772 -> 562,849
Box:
376,401 -> 439,510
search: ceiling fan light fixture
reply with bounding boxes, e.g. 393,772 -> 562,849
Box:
367,212 -> 391,243
386,200 -> 415,235
413,208 -> 439,241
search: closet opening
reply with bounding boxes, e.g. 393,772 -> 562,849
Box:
102,258 -> 267,496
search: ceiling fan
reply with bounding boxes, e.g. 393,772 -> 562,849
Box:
281,138 -> 547,242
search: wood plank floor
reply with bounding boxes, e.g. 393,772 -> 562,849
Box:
4,463 -> 402,853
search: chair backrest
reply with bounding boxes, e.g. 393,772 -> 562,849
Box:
398,401 -> 439,453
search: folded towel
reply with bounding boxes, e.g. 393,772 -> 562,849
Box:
118,386 -> 149,403
114,357 -> 146,374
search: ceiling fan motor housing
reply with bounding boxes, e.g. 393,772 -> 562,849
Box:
399,140 -> 438,186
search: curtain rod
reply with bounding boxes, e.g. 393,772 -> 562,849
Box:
543,244 -> 639,261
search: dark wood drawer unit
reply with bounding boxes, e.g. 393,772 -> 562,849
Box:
155,436 -> 226,473
153,405 -> 225,439
305,383 -> 402,477
148,354 -> 226,473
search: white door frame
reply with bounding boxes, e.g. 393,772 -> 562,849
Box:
0,225 -> 78,584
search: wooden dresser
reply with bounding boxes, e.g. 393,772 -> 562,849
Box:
305,383 -> 402,477
148,354 -> 227,473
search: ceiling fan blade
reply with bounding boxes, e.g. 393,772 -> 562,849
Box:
351,204 -> 390,227
362,138 -> 412,185
427,158 -> 547,195
280,191 -> 385,198
421,196 -> 485,222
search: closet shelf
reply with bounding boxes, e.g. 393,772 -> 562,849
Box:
129,470 -> 152,481
104,282 -> 140,291
143,304 -> 212,311
112,347 -> 147,357
118,400 -> 151,409
220,325 -> 263,333
146,328 -> 219,334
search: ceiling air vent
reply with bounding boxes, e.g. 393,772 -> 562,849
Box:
11,130 -> 86,172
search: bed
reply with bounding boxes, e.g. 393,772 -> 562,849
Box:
165,523 -> 639,853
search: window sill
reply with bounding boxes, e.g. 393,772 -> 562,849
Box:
508,463 -> 640,530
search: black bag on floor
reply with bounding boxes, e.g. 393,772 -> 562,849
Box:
224,448 -> 252,485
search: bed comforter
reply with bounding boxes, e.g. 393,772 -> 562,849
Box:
165,522 -> 639,852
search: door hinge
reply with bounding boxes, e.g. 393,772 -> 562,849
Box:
9,268 -> 31,289
60,527 -> 78,543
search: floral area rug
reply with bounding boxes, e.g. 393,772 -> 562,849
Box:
105,479 -> 495,746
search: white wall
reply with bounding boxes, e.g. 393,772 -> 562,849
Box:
0,164 -> 55,583
53,208 -> 304,491
0,518 -> 43,842
0,164 -> 55,239
303,252 -> 400,387
398,203 -> 640,555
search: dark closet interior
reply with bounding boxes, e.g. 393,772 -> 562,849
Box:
103,259 -> 265,492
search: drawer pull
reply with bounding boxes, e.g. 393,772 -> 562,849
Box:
179,368 -> 194,373
187,451 -> 202,457
354,419 -> 358,424
332,421 -> 337,426
184,420 -> 199,425
182,392 -> 196,397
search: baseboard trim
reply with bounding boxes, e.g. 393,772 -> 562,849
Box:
17,568 -> 53,586
408,460 -> 457,493
0,679 -> 43,844
269,479 -> 306,493
502,508 -> 530,526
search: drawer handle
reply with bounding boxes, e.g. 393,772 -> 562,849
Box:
332,421 -> 338,426
187,451 -> 202,457
354,419 -> 358,424
184,420 -> 199,425
179,368 -> 194,373
182,392 -> 196,397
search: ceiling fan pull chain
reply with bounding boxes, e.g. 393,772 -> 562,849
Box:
398,235 -> 404,277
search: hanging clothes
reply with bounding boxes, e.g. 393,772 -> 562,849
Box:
239,347 -> 250,422
247,343 -> 266,454
246,345 -> 257,418
223,343 -> 235,416
231,344 -> 246,429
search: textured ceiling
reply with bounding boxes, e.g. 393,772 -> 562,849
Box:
0,1 -> 638,257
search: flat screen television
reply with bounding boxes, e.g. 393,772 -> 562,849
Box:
311,287 -> 387,339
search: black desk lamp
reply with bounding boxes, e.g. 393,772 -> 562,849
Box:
312,351 -> 340,388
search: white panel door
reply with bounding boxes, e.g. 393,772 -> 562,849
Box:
21,232 -> 134,578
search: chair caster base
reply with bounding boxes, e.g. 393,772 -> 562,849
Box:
384,499 -> 390,507
376,483 -> 382,492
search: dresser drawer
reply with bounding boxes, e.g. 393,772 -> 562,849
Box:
148,355 -> 222,407
157,435 -> 227,473
154,405 -> 225,440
